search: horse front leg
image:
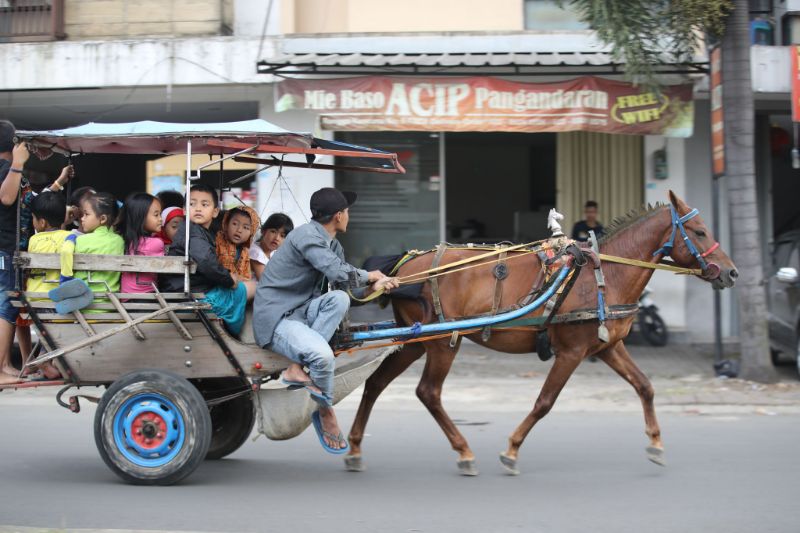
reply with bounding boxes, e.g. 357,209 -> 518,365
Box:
598,341 -> 665,466
500,348 -> 583,475
345,342 -> 425,472
415,340 -> 479,476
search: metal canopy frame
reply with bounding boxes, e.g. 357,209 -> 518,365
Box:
257,54 -> 709,77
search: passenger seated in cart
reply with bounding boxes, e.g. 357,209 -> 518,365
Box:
215,206 -> 259,282
55,192 -> 125,313
158,206 -> 184,249
249,212 -> 294,280
64,186 -> 96,234
25,192 -> 72,380
160,184 -> 254,336
118,192 -> 164,295
253,187 -> 399,454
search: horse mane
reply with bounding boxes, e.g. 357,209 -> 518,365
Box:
598,203 -> 667,244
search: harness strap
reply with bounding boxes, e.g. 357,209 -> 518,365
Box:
429,244 -> 448,323
482,250 -> 507,341
598,253 -> 702,275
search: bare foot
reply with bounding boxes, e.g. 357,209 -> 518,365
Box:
0,371 -> 21,385
282,363 -> 310,384
1,365 -> 20,378
318,407 -> 345,450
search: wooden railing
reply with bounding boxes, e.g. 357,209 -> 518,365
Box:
0,0 -> 64,43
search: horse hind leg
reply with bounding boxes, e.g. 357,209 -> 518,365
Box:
500,348 -> 583,475
345,342 -> 425,472
599,341 -> 665,466
415,340 -> 479,476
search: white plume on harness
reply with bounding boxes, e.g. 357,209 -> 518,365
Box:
547,208 -> 565,237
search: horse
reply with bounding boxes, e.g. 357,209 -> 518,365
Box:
345,191 -> 738,476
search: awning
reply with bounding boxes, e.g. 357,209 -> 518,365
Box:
15,120 -> 405,174
258,51 -> 708,77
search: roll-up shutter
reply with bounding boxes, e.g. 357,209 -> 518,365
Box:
556,132 -> 644,231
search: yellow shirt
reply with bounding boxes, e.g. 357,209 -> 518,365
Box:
27,229 -> 71,296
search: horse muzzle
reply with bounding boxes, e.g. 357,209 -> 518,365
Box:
706,263 -> 738,289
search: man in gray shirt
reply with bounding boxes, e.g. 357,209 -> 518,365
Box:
253,187 -> 398,453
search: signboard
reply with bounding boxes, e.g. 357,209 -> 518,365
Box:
792,45 -> 800,123
710,46 -> 725,177
275,76 -> 694,137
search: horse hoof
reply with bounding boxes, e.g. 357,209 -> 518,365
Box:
646,446 -> 666,467
344,455 -> 365,472
499,452 -> 520,476
457,459 -> 479,476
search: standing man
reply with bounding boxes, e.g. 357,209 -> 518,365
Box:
0,122 -> 34,384
253,187 -> 398,454
571,200 -> 605,242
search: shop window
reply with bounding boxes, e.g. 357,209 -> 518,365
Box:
524,0 -> 589,31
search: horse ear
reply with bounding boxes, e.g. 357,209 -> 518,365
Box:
668,190 -> 687,211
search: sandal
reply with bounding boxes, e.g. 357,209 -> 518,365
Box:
311,410 -> 349,455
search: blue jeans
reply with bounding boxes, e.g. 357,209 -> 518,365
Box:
268,291 -> 350,407
0,251 -> 19,325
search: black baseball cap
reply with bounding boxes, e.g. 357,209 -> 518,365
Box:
310,187 -> 357,219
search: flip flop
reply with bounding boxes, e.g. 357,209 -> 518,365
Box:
311,410 -> 349,455
279,376 -> 313,390
54,291 -> 94,314
48,279 -> 90,302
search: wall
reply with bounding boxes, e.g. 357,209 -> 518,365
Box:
288,0 -> 524,34
644,100 -> 736,342
64,0 -> 230,39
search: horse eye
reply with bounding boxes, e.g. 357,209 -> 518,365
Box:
694,230 -> 706,238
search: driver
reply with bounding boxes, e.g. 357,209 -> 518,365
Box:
252,187 -> 398,454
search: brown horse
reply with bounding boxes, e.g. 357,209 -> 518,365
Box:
346,191 -> 738,475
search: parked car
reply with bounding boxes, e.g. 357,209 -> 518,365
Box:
767,230 -> 800,377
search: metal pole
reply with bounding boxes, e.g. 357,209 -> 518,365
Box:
184,141 -> 192,294
439,132 -> 446,242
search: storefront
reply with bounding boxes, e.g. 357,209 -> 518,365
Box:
273,75 -> 695,265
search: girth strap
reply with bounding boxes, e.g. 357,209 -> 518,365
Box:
429,244 -> 448,323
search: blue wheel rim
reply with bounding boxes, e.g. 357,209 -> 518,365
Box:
112,393 -> 186,468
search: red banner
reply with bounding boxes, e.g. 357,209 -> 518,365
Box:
792,45 -> 800,123
710,47 -> 725,177
275,76 -> 694,137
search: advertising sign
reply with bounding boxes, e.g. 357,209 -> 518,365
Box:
710,46 -> 725,177
275,76 -> 694,137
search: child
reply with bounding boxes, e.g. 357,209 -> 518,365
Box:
118,192 -> 164,295
161,184 -> 251,336
24,192 -> 71,379
64,186 -> 96,234
158,206 -> 185,248
61,191 -> 124,294
250,213 -> 294,280
216,206 -> 260,281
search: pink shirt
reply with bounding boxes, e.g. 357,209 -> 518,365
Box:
121,236 -> 165,294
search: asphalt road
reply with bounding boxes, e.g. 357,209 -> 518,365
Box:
0,391 -> 798,533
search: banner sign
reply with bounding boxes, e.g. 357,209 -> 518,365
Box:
275,76 -> 694,137
710,46 -> 725,177
792,45 -> 800,123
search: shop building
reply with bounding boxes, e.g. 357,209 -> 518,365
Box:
4,0 -> 792,344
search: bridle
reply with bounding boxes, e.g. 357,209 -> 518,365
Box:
653,204 -> 721,280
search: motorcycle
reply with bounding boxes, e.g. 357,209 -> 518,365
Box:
637,286 -> 669,346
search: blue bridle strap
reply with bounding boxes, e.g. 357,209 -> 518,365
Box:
653,205 -> 708,270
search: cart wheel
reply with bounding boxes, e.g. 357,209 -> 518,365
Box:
94,369 -> 211,485
199,378 -> 256,460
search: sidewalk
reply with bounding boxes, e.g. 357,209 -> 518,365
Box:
333,336 -> 800,415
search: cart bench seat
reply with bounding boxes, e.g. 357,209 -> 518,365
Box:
15,252 -> 196,274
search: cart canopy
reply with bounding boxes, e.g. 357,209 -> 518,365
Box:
16,119 -> 404,174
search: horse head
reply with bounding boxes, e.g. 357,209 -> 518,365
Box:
657,190 -> 738,290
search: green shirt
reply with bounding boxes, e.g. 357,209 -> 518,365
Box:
73,226 -> 125,293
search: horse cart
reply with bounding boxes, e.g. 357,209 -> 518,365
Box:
3,119 -> 738,483
2,120 -> 409,485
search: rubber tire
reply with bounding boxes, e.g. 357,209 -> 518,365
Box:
94,369 -> 212,486
201,378 -> 255,460
796,335 -> 800,380
639,307 -> 669,347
